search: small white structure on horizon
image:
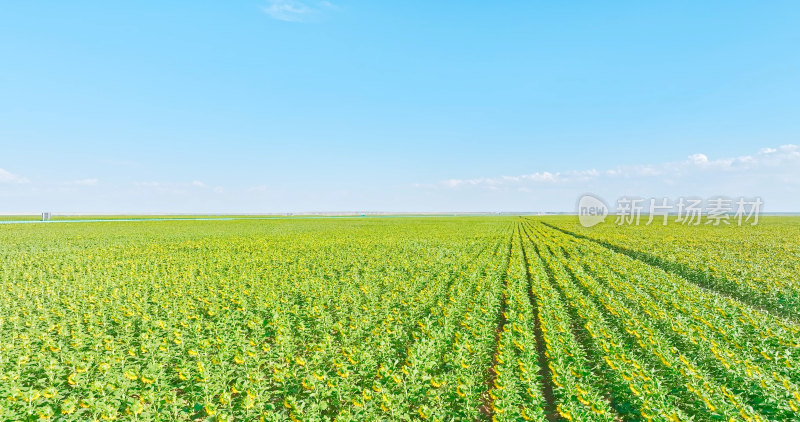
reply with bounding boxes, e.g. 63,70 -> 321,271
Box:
42,212 -> 51,221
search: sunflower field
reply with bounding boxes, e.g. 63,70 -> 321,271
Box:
1,217 -> 799,421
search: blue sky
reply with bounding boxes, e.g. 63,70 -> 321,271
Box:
1,1 -> 799,213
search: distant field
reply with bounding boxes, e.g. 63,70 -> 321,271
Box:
0,215 -> 41,221
0,215 -> 284,221
0,214 -> 463,222
1,217 -> 799,421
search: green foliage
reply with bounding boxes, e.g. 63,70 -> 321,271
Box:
1,217 -> 798,421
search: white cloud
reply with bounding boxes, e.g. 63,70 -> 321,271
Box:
262,0 -> 336,22
0,168 -> 29,184
406,144 -> 800,212
427,144 -> 800,190
687,153 -> 709,164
